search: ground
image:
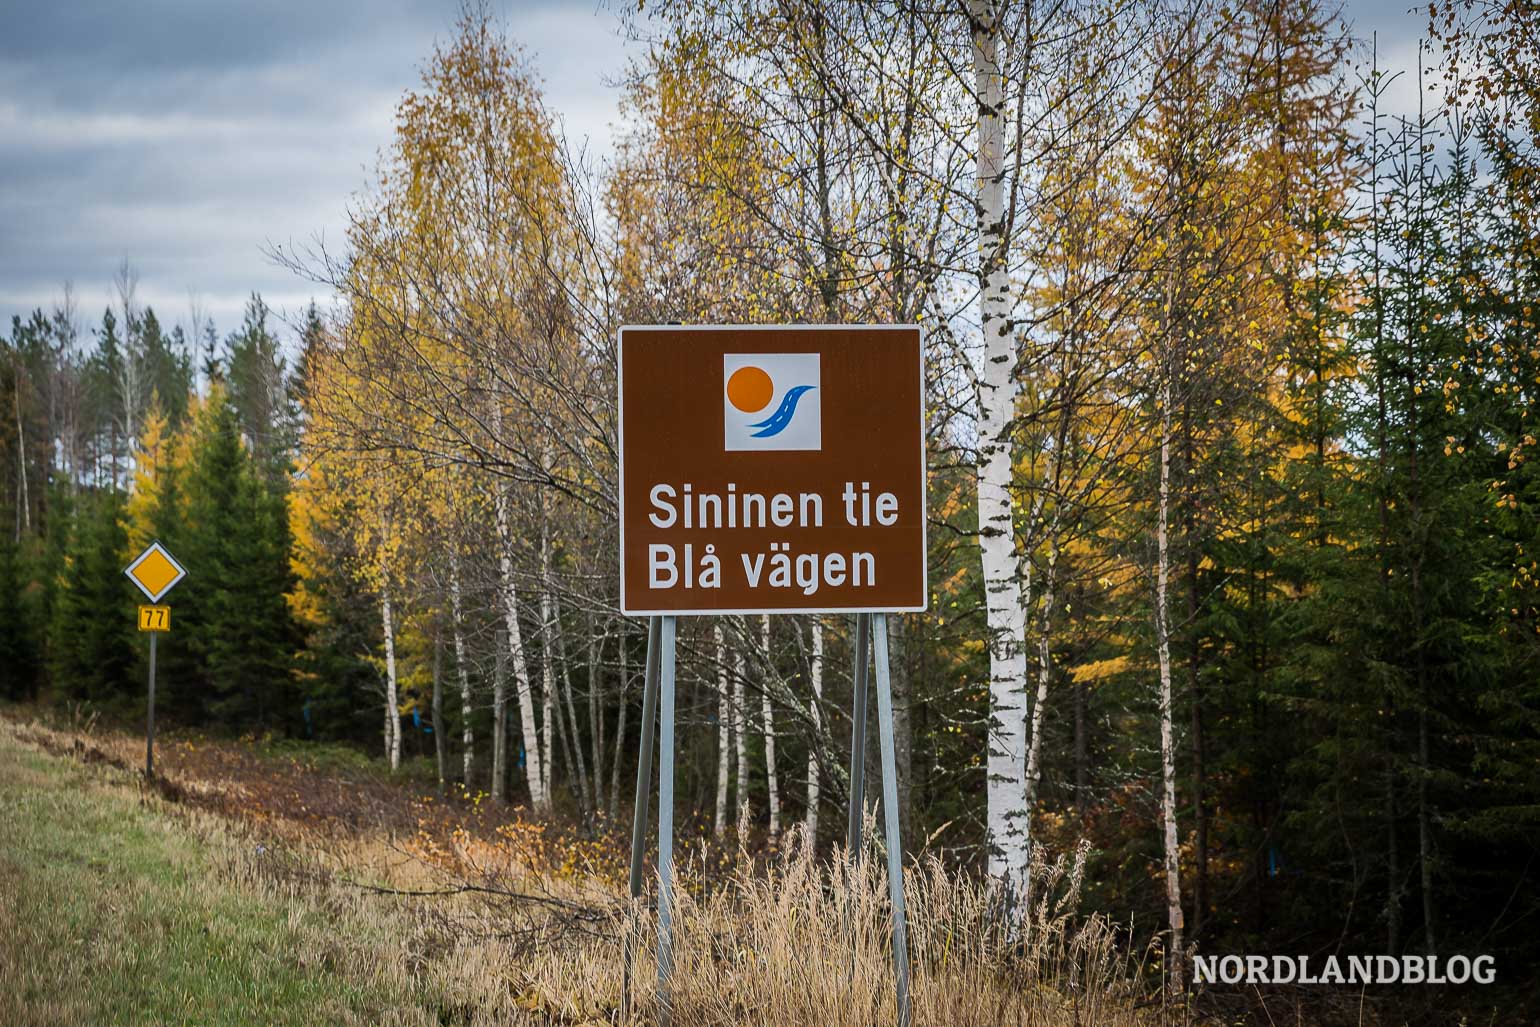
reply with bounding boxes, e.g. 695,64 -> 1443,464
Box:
0,723 -> 430,1026
0,710 -> 1161,1026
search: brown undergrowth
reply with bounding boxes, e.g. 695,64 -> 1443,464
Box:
2,709 -> 1164,1026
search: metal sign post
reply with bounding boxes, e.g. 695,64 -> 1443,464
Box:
847,612 -> 871,861
624,615 -> 678,1025
844,611 -> 912,1027
146,631 -> 158,776
125,541 -> 186,779
623,618 -> 663,1023
872,614 -> 912,1027
656,616 -> 678,1016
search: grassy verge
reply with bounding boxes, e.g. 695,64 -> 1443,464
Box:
0,724 -> 435,1027
0,713 -> 1160,1026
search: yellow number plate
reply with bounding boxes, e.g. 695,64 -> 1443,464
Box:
137,605 -> 170,632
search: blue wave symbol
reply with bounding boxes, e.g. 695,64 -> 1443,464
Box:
748,384 -> 816,438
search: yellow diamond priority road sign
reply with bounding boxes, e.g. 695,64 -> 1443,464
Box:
125,541 -> 186,603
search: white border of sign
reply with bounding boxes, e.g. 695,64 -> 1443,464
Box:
124,539 -> 187,603
617,323 -> 928,616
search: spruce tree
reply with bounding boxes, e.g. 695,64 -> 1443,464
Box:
178,385 -> 295,730
49,490 -> 136,708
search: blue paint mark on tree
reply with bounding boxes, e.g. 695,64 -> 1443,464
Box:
748,384 -> 816,437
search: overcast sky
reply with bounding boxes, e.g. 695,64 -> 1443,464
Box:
0,0 -> 1434,346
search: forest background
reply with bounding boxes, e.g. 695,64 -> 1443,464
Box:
3,0 -> 1539,1008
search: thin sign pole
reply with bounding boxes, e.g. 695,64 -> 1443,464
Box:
146,631 -> 157,778
656,615 -> 678,1023
624,616 -> 664,1022
846,612 -> 871,862
629,617 -> 664,898
874,614 -> 912,1027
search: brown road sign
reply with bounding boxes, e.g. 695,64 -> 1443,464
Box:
619,325 -> 927,615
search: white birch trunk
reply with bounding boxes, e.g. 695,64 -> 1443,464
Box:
1155,376 -> 1185,985
495,482 -> 546,811
733,636 -> 751,840
493,628 -> 507,801
14,374 -> 29,536
558,626 -> 592,814
970,0 -> 1030,887
449,547 -> 474,787
538,564 -> 558,803
540,653 -> 556,801
1023,533 -> 1060,890
805,618 -> 824,844
381,582 -> 401,773
761,615 -> 781,843
609,630 -> 629,818
714,622 -> 731,838
588,629 -> 604,816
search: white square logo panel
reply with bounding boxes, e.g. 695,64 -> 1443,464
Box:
723,353 -> 821,451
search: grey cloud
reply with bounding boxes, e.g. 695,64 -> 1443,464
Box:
0,0 -> 628,339
0,0 -> 1416,341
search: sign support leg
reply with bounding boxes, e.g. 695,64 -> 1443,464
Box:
146,631 -> 158,778
656,615 -> 678,1023
846,612 -> 871,861
624,617 -> 664,1021
874,614 -> 912,1027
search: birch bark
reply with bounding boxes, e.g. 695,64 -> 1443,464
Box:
1023,532 -> 1060,876
761,615 -> 781,843
1155,375 -> 1185,985
734,636 -> 751,840
494,481 -> 546,810
714,622 -> 731,838
609,630 -> 629,818
432,628 -> 447,793
969,0 -> 1030,887
381,581 -> 401,772
805,618 -> 824,844
449,546 -> 474,787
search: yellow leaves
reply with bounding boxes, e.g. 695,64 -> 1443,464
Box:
1070,655 -> 1131,683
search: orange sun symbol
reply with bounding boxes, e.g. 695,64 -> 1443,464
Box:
727,366 -> 774,413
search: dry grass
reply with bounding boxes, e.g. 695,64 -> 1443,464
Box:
0,712 -> 1164,1026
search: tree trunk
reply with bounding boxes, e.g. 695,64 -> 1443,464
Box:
432,628 -> 447,793
549,651 -> 578,811
588,626 -> 605,818
554,599 -> 593,817
494,627 -> 508,801
536,488 -> 587,814
14,367 -> 29,540
1023,533 -> 1060,892
1074,678 -> 1087,818
734,634 -> 751,841
494,483 -> 545,810
969,0 -> 1030,888
381,581 -> 401,773
449,547 -> 474,788
714,622 -> 732,838
1155,377 -> 1185,988
761,615 -> 781,844
1386,760 -> 1401,954
1417,702 -> 1435,956
1186,414 -> 1208,944
609,627 -> 629,819
805,618 -> 824,845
